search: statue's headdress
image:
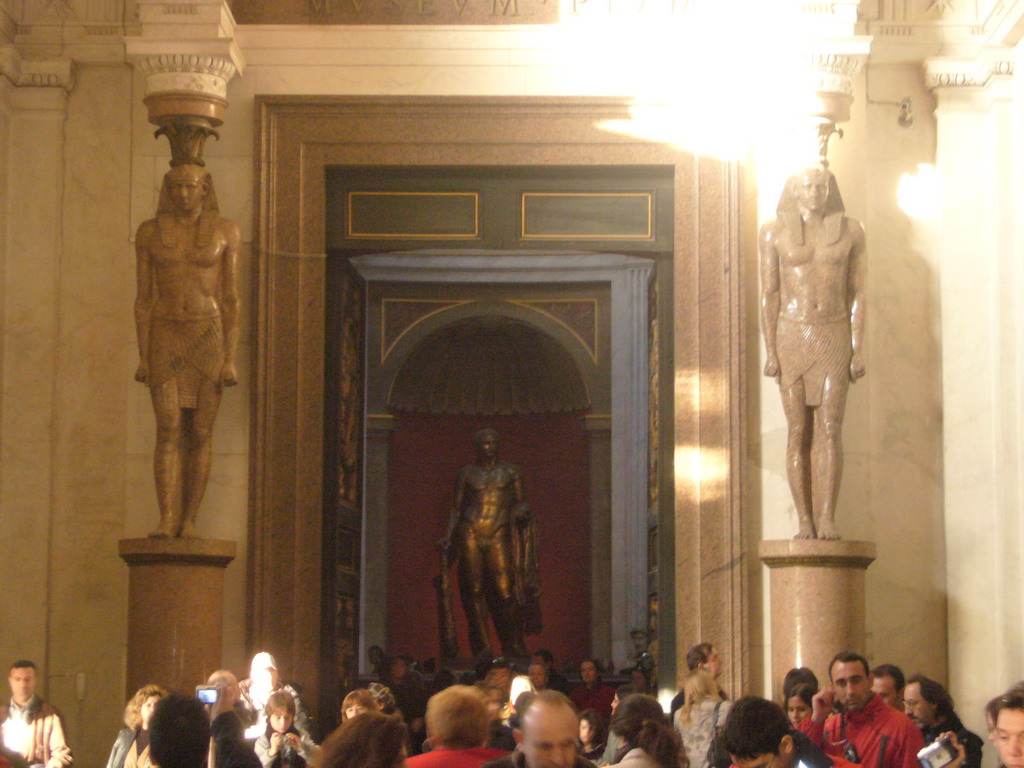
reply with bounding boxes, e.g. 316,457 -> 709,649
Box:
776,164 -> 846,245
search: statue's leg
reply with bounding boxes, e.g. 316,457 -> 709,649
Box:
179,378 -> 222,538
779,381 -> 815,539
488,534 -> 527,657
458,535 -> 492,657
812,377 -> 850,541
149,382 -> 183,538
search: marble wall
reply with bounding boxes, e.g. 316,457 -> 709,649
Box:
1,14 -> 1020,767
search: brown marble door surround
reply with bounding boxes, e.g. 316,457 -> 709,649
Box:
250,96 -> 747,712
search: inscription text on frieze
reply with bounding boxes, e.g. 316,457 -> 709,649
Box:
233,0 -> 693,24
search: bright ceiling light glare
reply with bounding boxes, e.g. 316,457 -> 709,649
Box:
897,164 -> 939,220
589,0 -> 810,160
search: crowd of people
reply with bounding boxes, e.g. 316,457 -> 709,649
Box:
1,644 -> 1021,768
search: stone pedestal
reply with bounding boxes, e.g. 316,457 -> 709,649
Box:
759,539 -> 875,699
119,538 -> 236,697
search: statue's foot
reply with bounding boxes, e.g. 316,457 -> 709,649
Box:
817,521 -> 841,540
179,520 -> 199,538
795,520 -> 817,539
148,523 -> 175,538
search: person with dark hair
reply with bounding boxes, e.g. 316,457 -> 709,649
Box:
571,661 -> 616,727
600,687 -> 637,766
903,676 -> 982,768
255,691 -> 321,768
577,710 -> 605,762
0,660 -> 72,768
720,696 -> 837,768
530,652 -> 570,696
800,651 -> 923,768
670,643 -> 725,718
607,694 -> 679,768
482,690 -> 595,768
105,684 -> 168,768
785,684 -> 816,730
871,665 -> 906,711
382,656 -> 427,754
149,694 -> 210,768
319,711 -> 407,768
782,668 -> 819,702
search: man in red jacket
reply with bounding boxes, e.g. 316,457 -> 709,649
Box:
799,652 -> 924,768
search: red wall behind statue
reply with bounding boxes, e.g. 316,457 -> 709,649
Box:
386,412 -> 591,670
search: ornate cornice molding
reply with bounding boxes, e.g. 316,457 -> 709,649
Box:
925,53 -> 1015,90
0,45 -> 74,89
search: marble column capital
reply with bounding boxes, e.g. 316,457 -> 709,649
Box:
125,0 -> 243,126
798,39 -> 872,126
0,45 -> 75,91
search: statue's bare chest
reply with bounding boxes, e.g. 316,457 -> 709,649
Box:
779,232 -> 851,269
152,229 -> 222,269
465,465 -> 515,492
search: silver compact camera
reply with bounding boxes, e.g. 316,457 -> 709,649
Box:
918,738 -> 957,768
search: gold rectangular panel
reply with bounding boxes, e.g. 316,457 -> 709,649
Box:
347,191 -> 480,239
521,192 -> 653,239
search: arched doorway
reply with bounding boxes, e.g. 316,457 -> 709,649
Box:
385,315 -> 593,664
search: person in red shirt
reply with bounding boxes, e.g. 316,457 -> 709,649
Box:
798,652 -> 924,768
569,661 -> 615,726
406,685 -> 507,768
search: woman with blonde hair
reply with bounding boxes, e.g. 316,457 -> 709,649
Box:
673,669 -> 729,768
105,684 -> 168,768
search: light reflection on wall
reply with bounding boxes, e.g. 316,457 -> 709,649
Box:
897,164 -> 939,219
674,368 -> 729,502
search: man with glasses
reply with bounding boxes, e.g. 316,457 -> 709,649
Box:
800,651 -> 923,768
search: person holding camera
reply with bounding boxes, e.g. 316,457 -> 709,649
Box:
256,692 -> 320,768
799,652 -> 923,768
205,670 -> 261,768
903,677 -> 982,768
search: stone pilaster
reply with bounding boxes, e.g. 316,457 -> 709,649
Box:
923,46 -> 1021,738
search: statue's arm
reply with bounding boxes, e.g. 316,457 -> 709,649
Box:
847,220 -> 866,380
438,469 -> 467,551
133,221 -> 156,384
218,219 -> 242,387
759,221 -> 782,379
